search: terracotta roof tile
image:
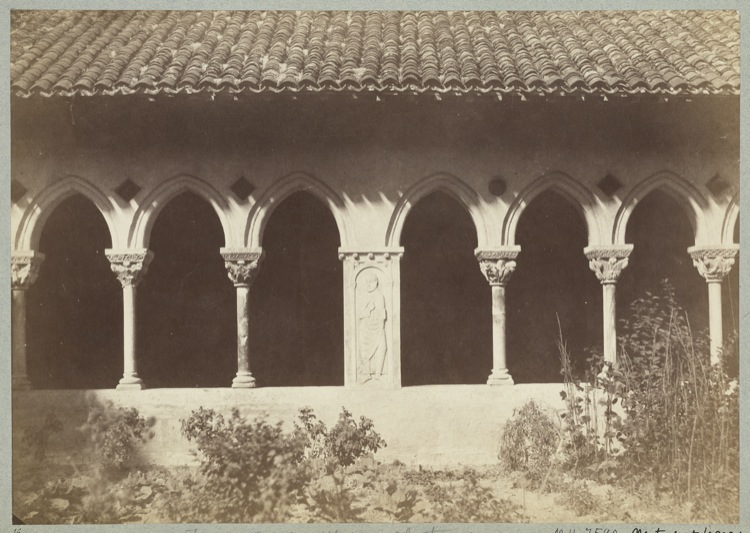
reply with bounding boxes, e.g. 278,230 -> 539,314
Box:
9,9 -> 740,97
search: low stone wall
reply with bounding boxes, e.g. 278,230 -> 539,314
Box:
12,384 -> 565,468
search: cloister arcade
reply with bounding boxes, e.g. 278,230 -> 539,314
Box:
11,166 -> 739,390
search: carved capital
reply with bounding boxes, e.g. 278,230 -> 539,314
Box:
221,248 -> 264,287
475,247 -> 521,286
105,249 -> 154,287
11,251 -> 45,290
584,245 -> 633,285
688,245 -> 739,283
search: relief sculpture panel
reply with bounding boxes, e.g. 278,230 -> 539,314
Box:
355,268 -> 388,384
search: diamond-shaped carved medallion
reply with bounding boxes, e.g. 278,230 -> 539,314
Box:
598,173 -> 623,197
115,179 -> 142,202
11,179 -> 28,203
705,173 -> 730,197
230,177 -> 255,201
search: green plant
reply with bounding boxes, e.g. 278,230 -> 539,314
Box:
22,413 -> 63,462
294,406 -> 387,467
80,403 -> 154,475
498,400 -> 561,489
558,281 -> 740,522
427,467 -> 526,522
305,461 -> 364,522
180,407 -> 311,522
557,480 -> 598,517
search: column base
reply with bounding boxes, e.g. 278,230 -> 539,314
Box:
487,369 -> 515,386
117,376 -> 145,390
232,373 -> 257,388
12,375 -> 32,391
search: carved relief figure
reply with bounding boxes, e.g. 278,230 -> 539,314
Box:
356,270 -> 387,383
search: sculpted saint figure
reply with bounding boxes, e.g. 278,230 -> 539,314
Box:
356,271 -> 387,383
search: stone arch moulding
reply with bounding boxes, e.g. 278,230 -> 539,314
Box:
15,174 -> 120,251
612,170 -> 710,246
129,174 -> 234,248
245,171 -> 350,248
385,172 -> 488,247
721,193 -> 739,245
501,171 -> 601,246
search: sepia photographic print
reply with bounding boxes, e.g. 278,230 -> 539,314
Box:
3,2 -> 747,531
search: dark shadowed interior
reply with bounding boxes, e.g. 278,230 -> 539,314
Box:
507,190 -> 601,383
401,191 -> 490,386
138,192 -> 235,388
618,190 -> 707,337
248,191 -> 344,386
27,195 -> 121,389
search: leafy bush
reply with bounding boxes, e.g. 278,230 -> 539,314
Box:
559,281 -> 740,522
179,407 -> 310,523
557,480 -> 598,517
22,413 -> 63,462
498,400 -> 561,489
80,403 -> 154,475
295,407 -> 387,467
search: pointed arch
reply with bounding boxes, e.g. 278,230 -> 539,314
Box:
386,172 -> 488,247
502,171 -> 601,246
245,172 -> 349,248
15,175 -> 119,250
722,193 -> 739,244
613,171 -> 710,245
129,175 -> 234,248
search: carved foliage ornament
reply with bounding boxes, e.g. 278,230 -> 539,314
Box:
475,248 -> 520,286
584,246 -> 633,284
688,246 -> 738,282
11,252 -> 45,290
221,250 -> 264,287
105,250 -> 154,287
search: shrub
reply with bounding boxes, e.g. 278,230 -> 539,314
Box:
559,281 -> 740,522
294,407 -> 387,467
80,403 -> 154,475
179,407 -> 310,523
22,413 -> 63,462
498,400 -> 561,489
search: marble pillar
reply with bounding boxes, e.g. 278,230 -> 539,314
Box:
11,251 -> 45,390
221,248 -> 264,388
475,247 -> 521,385
106,249 -> 153,390
584,245 -> 633,366
687,245 -> 739,365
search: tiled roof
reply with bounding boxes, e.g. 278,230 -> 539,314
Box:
10,10 -> 740,97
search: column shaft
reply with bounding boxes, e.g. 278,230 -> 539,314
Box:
12,288 -> 32,390
232,285 -> 256,388
708,281 -> 723,365
489,284 -> 513,385
602,283 -> 617,365
118,284 -> 144,389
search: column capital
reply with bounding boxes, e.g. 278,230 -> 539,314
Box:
584,245 -> 634,285
105,249 -> 154,288
687,245 -> 739,283
475,246 -> 521,286
11,251 -> 46,290
221,248 -> 264,287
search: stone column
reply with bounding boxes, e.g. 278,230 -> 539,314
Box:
475,247 -> 521,386
584,245 -> 633,366
11,251 -> 45,391
105,249 -> 153,390
220,248 -> 264,388
339,248 -> 403,388
687,245 -> 739,365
